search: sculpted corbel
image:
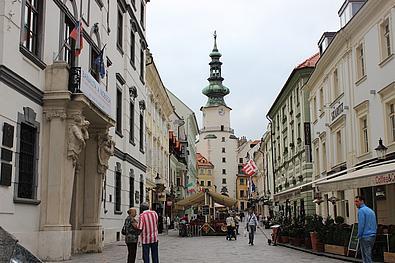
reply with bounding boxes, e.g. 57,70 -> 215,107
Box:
98,133 -> 115,175
68,115 -> 90,166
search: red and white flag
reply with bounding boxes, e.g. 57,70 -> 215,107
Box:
70,20 -> 83,56
242,159 -> 257,176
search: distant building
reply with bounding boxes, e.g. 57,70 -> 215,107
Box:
196,153 -> 215,192
267,53 -> 319,219
196,33 -> 239,198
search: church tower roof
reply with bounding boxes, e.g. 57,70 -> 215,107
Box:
202,31 -> 230,107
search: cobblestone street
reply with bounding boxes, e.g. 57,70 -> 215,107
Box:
62,229 -> 342,263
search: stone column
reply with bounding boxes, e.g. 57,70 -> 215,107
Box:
77,130 -> 114,253
38,62 -> 89,261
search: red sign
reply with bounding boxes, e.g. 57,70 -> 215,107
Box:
374,173 -> 395,185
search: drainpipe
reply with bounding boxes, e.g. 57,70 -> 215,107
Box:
266,115 -> 276,197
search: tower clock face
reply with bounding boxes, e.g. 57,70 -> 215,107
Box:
218,108 -> 225,116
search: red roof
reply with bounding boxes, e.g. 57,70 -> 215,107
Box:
296,53 -> 320,69
196,153 -> 214,168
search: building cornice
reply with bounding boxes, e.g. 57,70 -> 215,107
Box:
114,147 -> 147,172
0,65 -> 43,105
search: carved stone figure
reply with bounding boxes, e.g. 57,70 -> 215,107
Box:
68,116 -> 90,165
98,133 -> 115,174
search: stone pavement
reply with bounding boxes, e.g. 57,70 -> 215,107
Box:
61,229 -> 343,263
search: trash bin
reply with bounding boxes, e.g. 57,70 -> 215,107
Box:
270,224 -> 281,246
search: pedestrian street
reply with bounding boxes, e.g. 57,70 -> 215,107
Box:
59,229 -> 342,263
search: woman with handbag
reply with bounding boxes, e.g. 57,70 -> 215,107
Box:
122,207 -> 141,263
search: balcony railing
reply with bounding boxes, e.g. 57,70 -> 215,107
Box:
200,126 -> 234,134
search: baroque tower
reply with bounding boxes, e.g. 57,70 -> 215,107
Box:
196,32 -> 238,198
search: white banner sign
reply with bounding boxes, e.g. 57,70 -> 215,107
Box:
80,69 -> 111,117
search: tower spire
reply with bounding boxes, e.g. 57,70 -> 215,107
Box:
213,30 -> 218,51
202,32 -> 230,107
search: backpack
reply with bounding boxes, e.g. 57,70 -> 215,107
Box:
121,220 -> 127,235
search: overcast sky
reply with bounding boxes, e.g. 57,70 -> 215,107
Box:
147,0 -> 344,140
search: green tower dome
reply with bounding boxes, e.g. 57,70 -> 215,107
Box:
202,31 -> 230,107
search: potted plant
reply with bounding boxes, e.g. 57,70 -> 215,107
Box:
298,175 -> 303,182
292,178 -> 297,185
384,234 -> 395,263
304,215 -> 314,249
310,215 -> 324,252
284,181 -> 290,188
280,226 -> 289,243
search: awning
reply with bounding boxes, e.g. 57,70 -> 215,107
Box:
316,162 -> 395,192
175,190 -> 237,209
273,182 -> 313,202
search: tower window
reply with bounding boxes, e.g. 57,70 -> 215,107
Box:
222,147 -> 225,153
222,169 -> 226,174
222,157 -> 226,163
222,178 -> 226,184
222,137 -> 225,142
221,125 -> 224,131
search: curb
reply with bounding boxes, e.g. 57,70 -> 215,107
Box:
277,243 -> 366,262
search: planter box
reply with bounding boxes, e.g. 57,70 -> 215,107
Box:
304,236 -> 312,249
384,252 -> 395,263
324,244 -> 347,256
281,236 -> 289,243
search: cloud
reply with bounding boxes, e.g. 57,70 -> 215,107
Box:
147,0 -> 344,139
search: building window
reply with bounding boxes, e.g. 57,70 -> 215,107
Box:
90,47 -> 100,81
336,130 -> 343,163
222,157 -> 226,163
239,158 -> 243,164
380,18 -> 392,60
115,166 -> 122,213
333,69 -> 340,100
313,96 -> 317,121
240,178 -> 244,185
222,137 -> 225,142
222,169 -> 226,175
17,123 -> 37,199
221,125 -> 224,131
360,117 -> 369,153
129,101 -> 134,142
222,147 -> 225,153
200,181 -> 204,186
319,87 -> 324,112
140,3 -> 145,28
207,181 -> 211,187
117,8 -> 123,50
14,108 -> 40,201
140,48 -> 144,82
222,178 -> 226,184
241,201 -> 245,210
356,43 -> 366,79
129,171 -> 134,208
21,0 -> 42,57
139,175 -> 144,204
322,142 -> 327,172
315,146 -> 320,177
130,28 -> 135,65
389,103 -> 395,142
116,88 -> 122,135
63,15 -> 75,67
296,88 -> 300,105
139,113 -> 144,152
240,190 -> 245,198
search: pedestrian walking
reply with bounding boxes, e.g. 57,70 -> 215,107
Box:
138,203 -> 159,263
122,208 -> 141,263
226,214 -> 236,240
240,211 -> 245,222
355,196 -> 377,263
234,214 -> 241,235
246,208 -> 258,245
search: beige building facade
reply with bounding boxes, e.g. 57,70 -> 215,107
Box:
305,0 -> 395,226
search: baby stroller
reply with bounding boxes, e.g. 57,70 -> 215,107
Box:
226,226 -> 237,240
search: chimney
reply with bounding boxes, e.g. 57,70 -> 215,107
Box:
318,32 -> 336,55
338,0 -> 367,28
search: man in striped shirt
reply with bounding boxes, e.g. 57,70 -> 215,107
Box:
138,202 -> 159,263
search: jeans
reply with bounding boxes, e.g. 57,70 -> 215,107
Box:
248,225 -> 256,244
126,242 -> 137,263
360,236 -> 375,263
142,242 -> 159,263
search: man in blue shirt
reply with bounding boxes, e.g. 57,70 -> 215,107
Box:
354,195 -> 377,263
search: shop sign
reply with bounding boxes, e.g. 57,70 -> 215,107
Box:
374,173 -> 395,185
80,69 -> 112,117
331,103 -> 344,121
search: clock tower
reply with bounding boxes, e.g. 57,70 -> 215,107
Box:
197,32 -> 238,198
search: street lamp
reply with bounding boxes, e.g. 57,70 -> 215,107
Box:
375,138 -> 388,160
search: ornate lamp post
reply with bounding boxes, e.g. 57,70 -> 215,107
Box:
375,138 -> 388,160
